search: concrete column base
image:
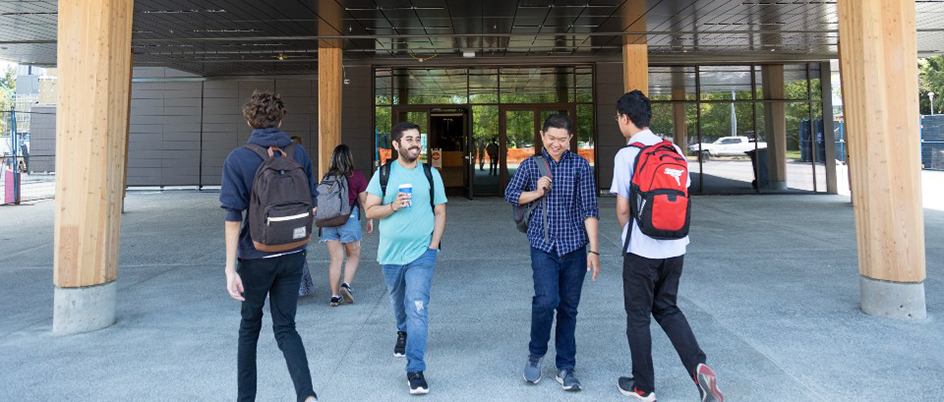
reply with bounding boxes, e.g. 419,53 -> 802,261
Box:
53,281 -> 117,335
860,276 -> 926,320
767,181 -> 787,191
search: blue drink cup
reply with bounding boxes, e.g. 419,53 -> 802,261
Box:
398,183 -> 413,209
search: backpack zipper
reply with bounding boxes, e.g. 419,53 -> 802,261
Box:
267,211 -> 310,225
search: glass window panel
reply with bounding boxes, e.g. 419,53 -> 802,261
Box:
784,64 -> 810,100
786,101 -> 812,191
809,63 -> 822,101
576,104 -> 594,166
375,106 -> 392,164
812,103 -> 827,192
697,100 -> 758,193
500,67 -> 574,103
375,68 -> 392,105
472,105 -> 500,195
699,66 -> 753,101
505,110 -> 536,179
393,68 -> 469,105
469,68 -> 498,104
649,66 -> 697,101
576,66 -> 594,103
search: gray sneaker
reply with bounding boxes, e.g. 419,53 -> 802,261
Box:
523,355 -> 543,384
556,369 -> 582,391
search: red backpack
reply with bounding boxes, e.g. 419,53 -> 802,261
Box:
626,140 -> 691,247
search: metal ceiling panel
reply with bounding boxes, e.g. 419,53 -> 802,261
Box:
0,0 -> 941,76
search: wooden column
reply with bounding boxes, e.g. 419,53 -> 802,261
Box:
54,0 -> 134,334
762,64 -> 788,190
622,44 -> 648,95
318,47 -> 342,179
838,0 -> 926,319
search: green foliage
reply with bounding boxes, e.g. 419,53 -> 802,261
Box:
919,56 -> 944,114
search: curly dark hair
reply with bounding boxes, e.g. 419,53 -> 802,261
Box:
242,90 -> 287,129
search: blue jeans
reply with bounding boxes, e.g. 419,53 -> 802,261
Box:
382,248 -> 438,372
529,246 -> 587,370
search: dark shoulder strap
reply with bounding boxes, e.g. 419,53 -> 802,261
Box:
423,163 -> 435,211
379,161 -> 392,197
533,155 -> 550,179
282,142 -> 297,159
242,144 -> 269,161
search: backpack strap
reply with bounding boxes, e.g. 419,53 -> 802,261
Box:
242,144 -> 270,161
621,142 -> 647,255
243,143 -> 295,161
379,161 -> 392,198
532,156 -> 551,244
422,163 -> 435,212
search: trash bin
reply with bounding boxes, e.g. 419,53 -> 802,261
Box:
745,148 -> 769,190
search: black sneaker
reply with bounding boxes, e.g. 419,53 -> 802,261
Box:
695,363 -> 723,402
330,295 -> 342,307
340,282 -> 355,304
618,377 -> 656,401
407,371 -> 429,395
394,331 -> 407,358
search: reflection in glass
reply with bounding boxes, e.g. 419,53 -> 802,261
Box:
472,105 -> 500,195
375,106 -> 393,164
505,110 -> 536,180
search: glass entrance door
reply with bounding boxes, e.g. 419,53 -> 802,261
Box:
498,105 -> 576,193
393,106 -> 473,199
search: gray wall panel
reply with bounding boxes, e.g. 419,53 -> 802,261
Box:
342,66 -> 373,176
594,62 -> 626,191
28,105 -> 56,172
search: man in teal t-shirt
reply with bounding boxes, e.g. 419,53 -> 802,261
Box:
364,122 -> 447,396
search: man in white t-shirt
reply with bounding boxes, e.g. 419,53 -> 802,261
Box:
610,90 -> 724,402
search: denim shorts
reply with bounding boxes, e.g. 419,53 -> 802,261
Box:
320,207 -> 362,243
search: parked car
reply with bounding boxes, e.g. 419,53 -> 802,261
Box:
689,136 -> 767,160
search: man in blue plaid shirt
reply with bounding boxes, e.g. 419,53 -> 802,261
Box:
505,114 -> 600,392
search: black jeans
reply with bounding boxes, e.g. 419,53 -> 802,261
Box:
237,251 -> 315,402
623,253 -> 706,393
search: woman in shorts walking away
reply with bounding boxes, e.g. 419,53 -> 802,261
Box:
321,144 -> 373,306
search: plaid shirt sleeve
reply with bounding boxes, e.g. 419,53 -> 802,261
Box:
504,158 -> 533,205
576,158 -> 598,220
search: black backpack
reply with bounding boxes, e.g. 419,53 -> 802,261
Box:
243,143 -> 314,252
512,156 -> 551,243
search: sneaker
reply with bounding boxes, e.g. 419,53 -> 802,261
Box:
303,395 -> 318,402
394,331 -> 407,358
556,369 -> 582,391
695,363 -> 723,402
407,371 -> 429,395
340,283 -> 355,304
523,354 -> 543,384
330,295 -> 342,307
618,377 -> 656,401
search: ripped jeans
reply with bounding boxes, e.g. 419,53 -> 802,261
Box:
381,248 -> 438,372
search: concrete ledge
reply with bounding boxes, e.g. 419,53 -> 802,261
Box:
860,276 -> 927,320
53,281 -> 117,335
767,181 -> 788,191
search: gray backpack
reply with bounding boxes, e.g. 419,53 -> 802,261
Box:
512,156 -> 551,243
314,173 -> 352,227
243,143 -> 314,253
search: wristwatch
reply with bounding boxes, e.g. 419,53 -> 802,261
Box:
588,250 -> 599,256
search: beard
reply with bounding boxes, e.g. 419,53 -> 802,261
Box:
398,145 -> 421,163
